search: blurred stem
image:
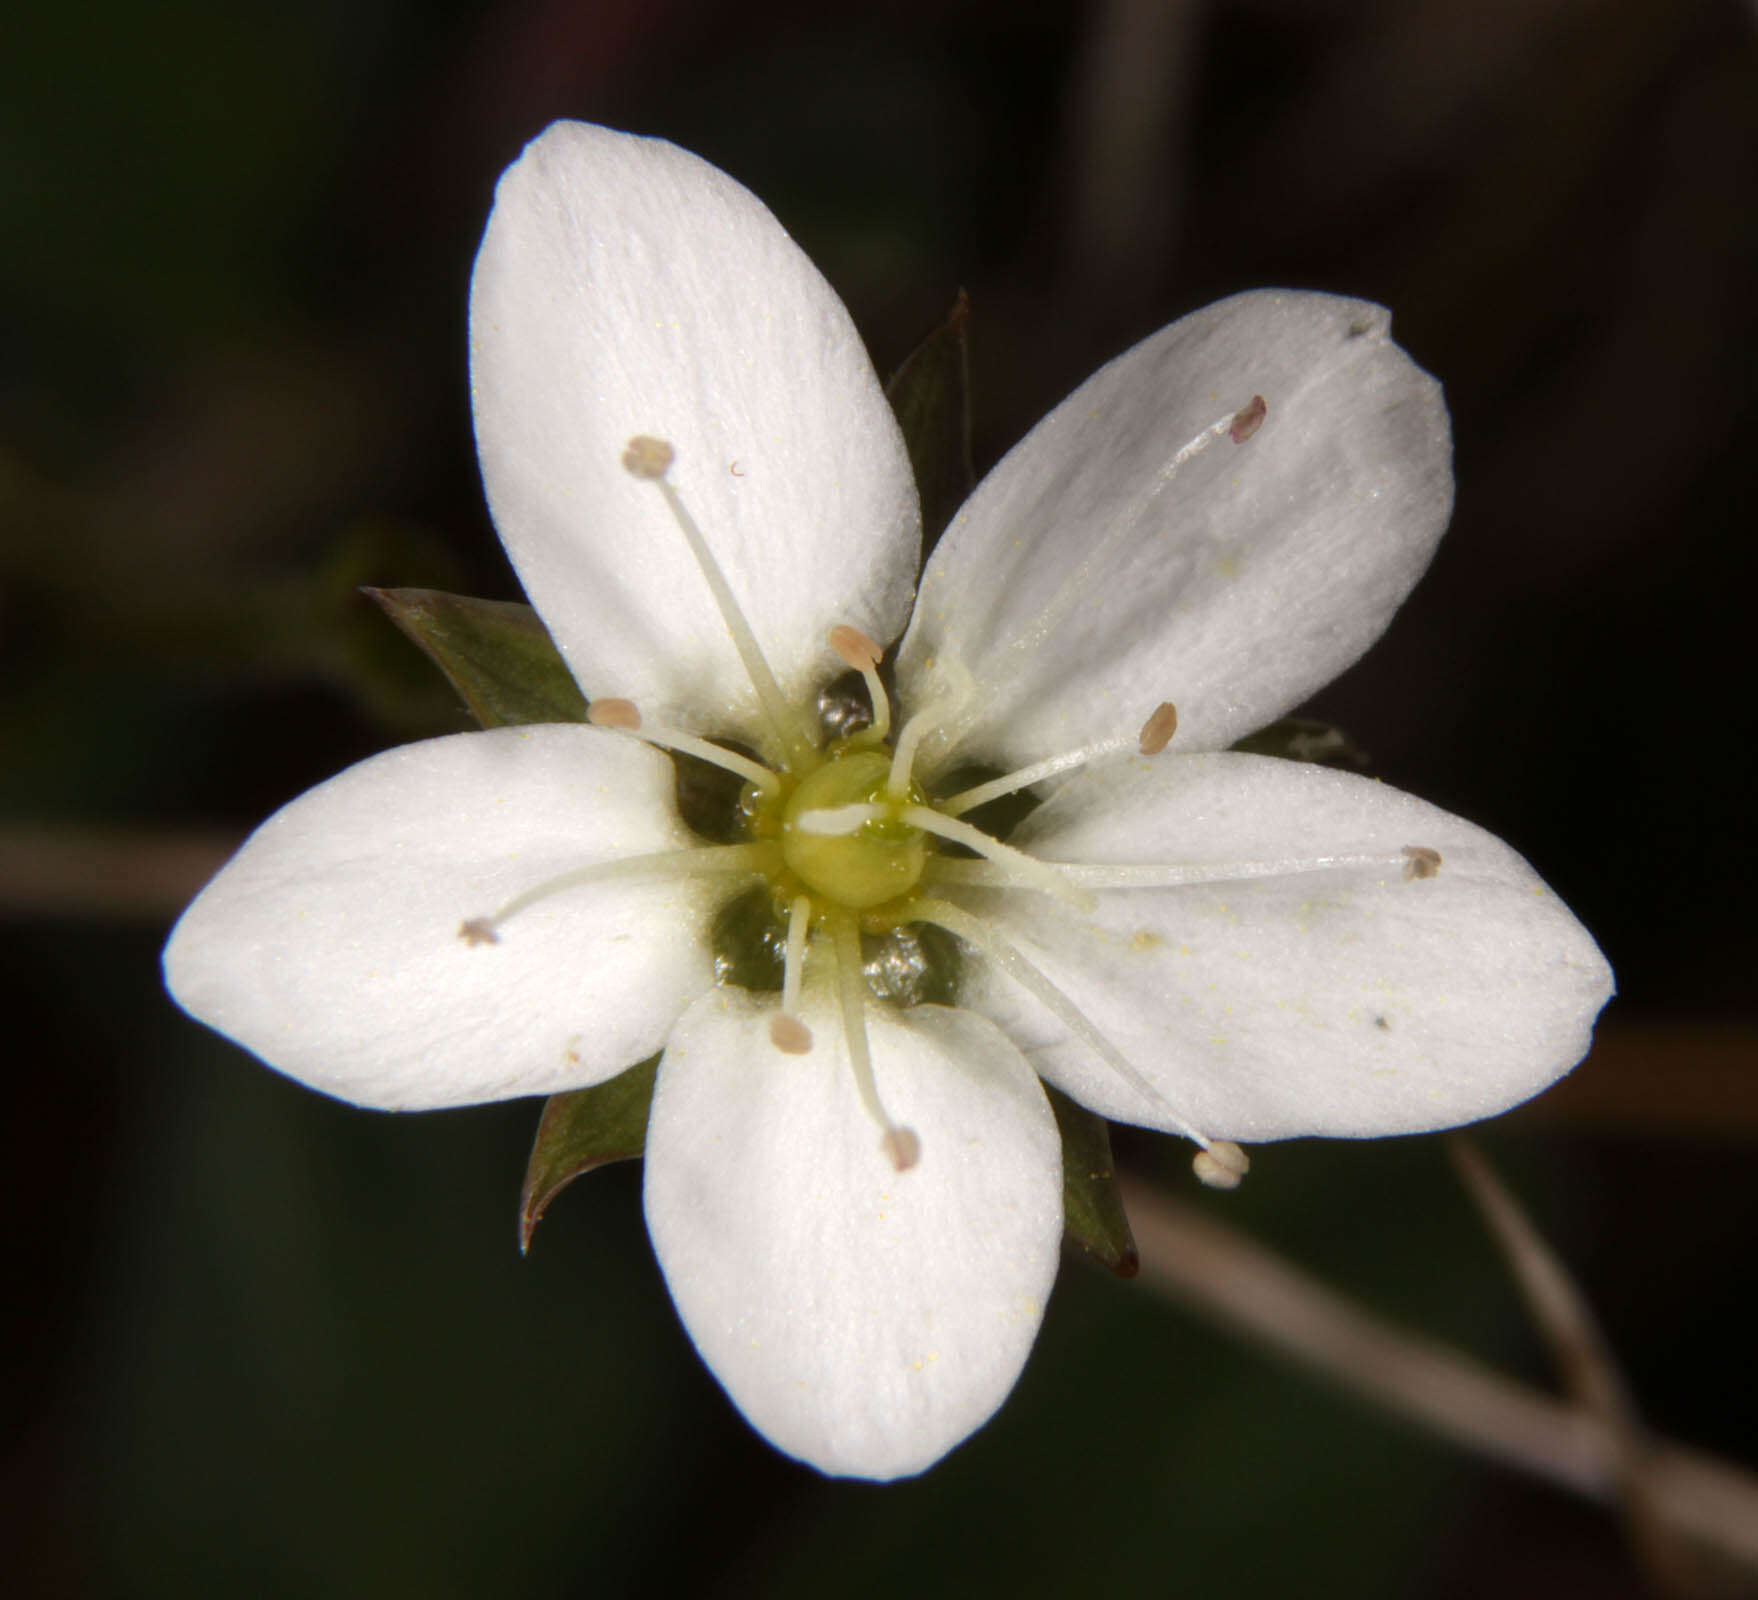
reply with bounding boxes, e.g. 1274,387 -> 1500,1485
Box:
1448,1138 -> 1713,1594
1121,1174 -> 1758,1577
0,825 -> 237,920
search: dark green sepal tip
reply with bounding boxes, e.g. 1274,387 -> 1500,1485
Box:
518,1055 -> 660,1253
1045,1083 -> 1139,1278
366,587 -> 588,729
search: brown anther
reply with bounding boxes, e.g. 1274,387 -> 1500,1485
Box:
622,435 -> 675,480
1138,701 -> 1179,756
769,1013 -> 813,1055
458,918 -> 499,947
882,1127 -> 922,1173
587,697 -> 642,731
1229,395 -> 1268,445
1192,1139 -> 1250,1190
829,624 -> 883,672
1402,845 -> 1442,882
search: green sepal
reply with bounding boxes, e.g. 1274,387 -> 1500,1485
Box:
517,1055 -> 660,1253
885,290 -> 975,551
365,587 -> 587,729
1231,716 -> 1369,770
1045,1083 -> 1138,1278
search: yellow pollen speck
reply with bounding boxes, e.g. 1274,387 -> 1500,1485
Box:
1131,929 -> 1162,951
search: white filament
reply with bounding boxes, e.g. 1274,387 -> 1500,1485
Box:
904,807 -> 1092,910
912,896 -> 1212,1150
461,841 -> 775,937
830,911 -> 918,1170
829,625 -> 892,740
936,734 -> 1140,817
926,850 -> 1435,893
625,439 -> 815,764
589,703 -> 781,798
768,893 -> 815,1054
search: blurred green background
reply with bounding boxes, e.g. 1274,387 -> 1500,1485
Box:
4,1 -> 1755,1594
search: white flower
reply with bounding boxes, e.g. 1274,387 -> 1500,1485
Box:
163,122 -> 1613,1481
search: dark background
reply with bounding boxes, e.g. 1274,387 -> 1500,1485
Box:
4,1 -> 1755,1594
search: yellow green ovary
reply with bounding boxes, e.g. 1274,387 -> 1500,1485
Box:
781,750 -> 927,910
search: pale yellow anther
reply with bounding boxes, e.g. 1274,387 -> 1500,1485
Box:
829,625 -> 883,672
1193,1139 -> 1250,1189
769,1013 -> 813,1054
588,698 -> 642,731
882,1127 -> 921,1173
458,917 -> 499,947
622,435 -> 675,480
1229,395 -> 1267,444
1138,701 -> 1179,756
1402,845 -> 1443,881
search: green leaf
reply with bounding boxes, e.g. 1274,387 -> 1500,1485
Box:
517,1055 -> 660,1253
1046,1083 -> 1138,1277
1231,716 -> 1370,770
365,587 -> 588,729
885,290 -> 975,551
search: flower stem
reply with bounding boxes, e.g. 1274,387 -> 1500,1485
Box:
1120,1174 -> 1758,1574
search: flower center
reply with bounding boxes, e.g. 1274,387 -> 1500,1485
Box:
459,429 -> 1445,1187
780,750 -> 928,910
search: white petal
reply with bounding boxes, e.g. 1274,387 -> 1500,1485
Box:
959,753 -> 1613,1141
896,291 -> 1452,773
470,123 -> 920,750
643,986 -> 1062,1480
163,726 -> 722,1110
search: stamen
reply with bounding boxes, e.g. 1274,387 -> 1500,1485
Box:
1138,701 -> 1179,756
904,807 -> 1094,910
963,405 -> 1253,693
768,894 -> 814,1054
831,911 -> 919,1171
882,1128 -> 921,1170
938,700 -> 1177,817
1193,1139 -> 1250,1189
587,697 -> 641,730
1402,845 -> 1442,881
1228,395 -> 1267,444
622,436 -> 815,765
927,848 -> 1447,892
829,625 -> 891,740
886,706 -> 937,799
913,898 -> 1212,1150
621,436 -> 674,479
770,1013 -> 812,1054
589,698 -> 781,798
828,624 -> 881,672
457,841 -> 776,941
792,802 -> 884,837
